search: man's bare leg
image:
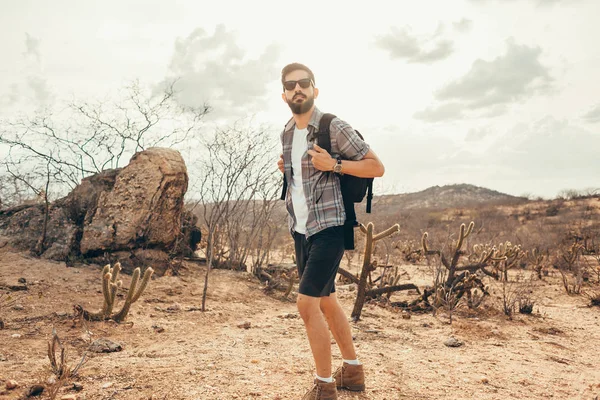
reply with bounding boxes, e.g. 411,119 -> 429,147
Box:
320,292 -> 357,360
297,293 -> 332,378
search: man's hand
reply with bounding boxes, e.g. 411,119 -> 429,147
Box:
277,153 -> 284,173
307,144 -> 336,172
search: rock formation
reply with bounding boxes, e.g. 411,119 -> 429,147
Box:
0,148 -> 201,275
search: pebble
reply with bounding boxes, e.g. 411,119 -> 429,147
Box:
444,337 -> 464,347
5,380 -> 18,390
11,334 -> 21,339
101,382 -> 114,389
13,304 -> 24,311
61,395 -> 77,400
237,321 -> 251,329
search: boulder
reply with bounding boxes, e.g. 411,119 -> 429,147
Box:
80,148 -> 188,254
0,148 -> 197,275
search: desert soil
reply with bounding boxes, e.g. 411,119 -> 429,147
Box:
1,246 -> 599,400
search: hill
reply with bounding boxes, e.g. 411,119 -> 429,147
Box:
374,183 -> 528,210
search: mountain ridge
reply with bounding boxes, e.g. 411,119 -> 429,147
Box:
373,183 -> 528,210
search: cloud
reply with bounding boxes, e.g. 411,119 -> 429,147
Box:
414,102 -> 464,122
374,26 -> 454,64
465,126 -> 494,141
582,104 -> 600,123
469,0 -> 581,6
2,33 -> 53,111
415,39 -> 553,122
161,24 -> 281,120
27,75 -> 52,106
453,18 -> 473,33
24,32 -> 41,62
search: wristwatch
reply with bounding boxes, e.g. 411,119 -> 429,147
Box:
332,158 -> 343,174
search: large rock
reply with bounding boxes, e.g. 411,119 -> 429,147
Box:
0,148 -> 199,275
80,148 -> 188,254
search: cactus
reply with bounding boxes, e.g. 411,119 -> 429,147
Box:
350,222 -> 400,321
77,263 -> 153,323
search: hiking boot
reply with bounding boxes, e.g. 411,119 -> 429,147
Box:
333,362 -> 365,391
301,379 -> 337,400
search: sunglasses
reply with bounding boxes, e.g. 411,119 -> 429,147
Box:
283,78 -> 313,91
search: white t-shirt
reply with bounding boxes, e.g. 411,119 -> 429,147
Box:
290,126 -> 309,234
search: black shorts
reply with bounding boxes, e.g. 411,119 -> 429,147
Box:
293,225 -> 345,297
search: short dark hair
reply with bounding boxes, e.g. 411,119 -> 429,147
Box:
281,63 -> 315,86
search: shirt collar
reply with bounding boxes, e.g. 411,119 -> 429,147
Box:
284,107 -> 323,133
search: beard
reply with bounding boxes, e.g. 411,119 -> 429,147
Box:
286,95 -> 314,115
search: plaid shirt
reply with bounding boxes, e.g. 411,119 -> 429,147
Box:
281,107 -> 370,237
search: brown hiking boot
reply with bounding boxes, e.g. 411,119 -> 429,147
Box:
301,379 -> 337,400
333,362 -> 365,391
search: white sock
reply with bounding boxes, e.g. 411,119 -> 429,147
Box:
315,374 -> 334,383
343,359 -> 361,365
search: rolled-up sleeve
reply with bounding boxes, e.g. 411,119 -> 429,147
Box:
331,118 -> 370,160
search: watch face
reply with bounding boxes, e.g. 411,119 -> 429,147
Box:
334,163 -> 342,173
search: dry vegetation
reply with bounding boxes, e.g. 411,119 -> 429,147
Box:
1,192 -> 600,399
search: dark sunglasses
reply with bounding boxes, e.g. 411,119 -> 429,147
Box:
283,78 -> 313,91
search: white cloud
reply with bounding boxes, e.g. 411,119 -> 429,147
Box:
416,39 -> 553,121
24,32 -> 41,62
582,104 -> 600,123
414,102 -> 464,122
374,26 -> 454,64
160,25 -> 281,120
453,18 -> 473,33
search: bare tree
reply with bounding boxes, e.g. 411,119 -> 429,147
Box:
191,121 -> 281,311
0,80 -> 209,200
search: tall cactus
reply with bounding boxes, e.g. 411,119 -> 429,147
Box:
350,222 -> 400,321
78,263 -> 153,323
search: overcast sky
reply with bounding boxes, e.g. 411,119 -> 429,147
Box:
1,0 -> 599,198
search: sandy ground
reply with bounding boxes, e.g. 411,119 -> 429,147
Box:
1,246 -> 600,400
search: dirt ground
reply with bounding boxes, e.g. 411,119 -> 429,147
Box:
1,246 -> 599,400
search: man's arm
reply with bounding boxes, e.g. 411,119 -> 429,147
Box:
308,145 -> 384,178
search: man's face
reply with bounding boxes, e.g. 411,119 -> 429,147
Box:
281,69 -> 318,115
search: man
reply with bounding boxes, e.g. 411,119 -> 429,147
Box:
277,63 -> 385,399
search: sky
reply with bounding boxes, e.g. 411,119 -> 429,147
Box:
1,0 -> 599,198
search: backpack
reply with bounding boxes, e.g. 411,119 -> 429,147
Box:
280,113 -> 373,250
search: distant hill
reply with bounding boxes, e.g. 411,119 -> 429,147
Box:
374,184 -> 528,210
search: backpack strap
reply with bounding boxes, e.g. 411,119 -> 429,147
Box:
317,113 -> 336,153
280,117 -> 294,201
366,180 -> 373,213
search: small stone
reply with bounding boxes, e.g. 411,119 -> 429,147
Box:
18,278 -> 26,284
72,383 -> 83,391
26,385 -> 45,397
13,304 -> 24,311
166,303 -> 181,312
101,382 -> 114,389
61,395 -> 77,400
89,339 -> 122,353
0,354 -> 7,361
5,380 -> 18,390
11,334 -> 21,338
152,325 -> 165,333
444,337 -> 464,347
401,311 -> 411,320
237,321 -> 251,329
481,377 -> 489,384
